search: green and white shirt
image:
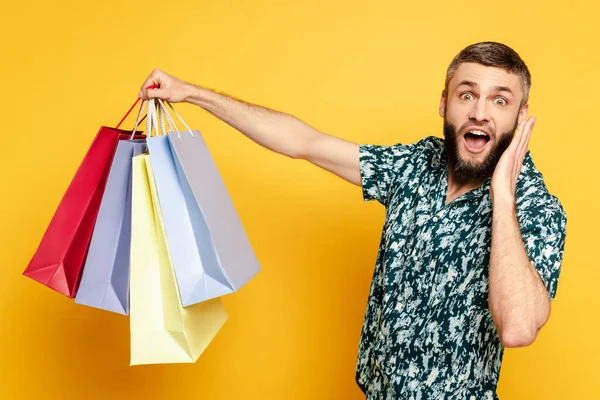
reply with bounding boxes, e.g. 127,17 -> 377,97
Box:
356,136 -> 567,399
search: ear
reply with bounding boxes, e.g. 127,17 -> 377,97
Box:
517,104 -> 529,125
439,90 -> 447,118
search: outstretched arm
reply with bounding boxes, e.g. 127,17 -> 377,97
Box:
139,69 -> 361,186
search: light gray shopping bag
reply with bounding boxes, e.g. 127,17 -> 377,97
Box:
149,99 -> 261,307
75,138 -> 147,315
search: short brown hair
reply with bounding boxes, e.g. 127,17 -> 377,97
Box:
445,42 -> 532,107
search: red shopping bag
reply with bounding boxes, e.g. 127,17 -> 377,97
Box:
23,102 -> 146,298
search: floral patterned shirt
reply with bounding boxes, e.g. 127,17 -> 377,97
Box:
356,136 -> 567,399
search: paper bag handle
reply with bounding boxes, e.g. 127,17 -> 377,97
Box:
117,84 -> 158,130
154,99 -> 194,138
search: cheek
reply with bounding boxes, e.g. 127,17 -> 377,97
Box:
445,104 -> 469,126
495,132 -> 514,146
493,110 -> 520,134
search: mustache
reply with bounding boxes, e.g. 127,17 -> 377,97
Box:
457,122 -> 496,137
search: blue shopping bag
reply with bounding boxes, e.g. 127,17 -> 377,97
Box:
75,139 -> 147,314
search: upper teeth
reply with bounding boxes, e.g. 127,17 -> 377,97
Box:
469,130 -> 487,136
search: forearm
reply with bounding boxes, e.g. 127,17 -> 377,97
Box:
488,197 -> 550,347
183,84 -> 320,159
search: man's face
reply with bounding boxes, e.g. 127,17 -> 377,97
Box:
439,62 -> 528,182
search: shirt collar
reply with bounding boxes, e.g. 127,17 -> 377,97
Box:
431,143 -> 494,203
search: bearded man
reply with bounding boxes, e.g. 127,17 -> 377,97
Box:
138,41 -> 567,399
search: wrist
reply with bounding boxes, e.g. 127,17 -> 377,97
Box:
490,184 -> 515,204
492,194 -> 516,215
183,83 -> 201,103
184,84 -> 216,110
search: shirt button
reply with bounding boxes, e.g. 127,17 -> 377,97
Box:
412,255 -> 418,261
432,216 -> 439,222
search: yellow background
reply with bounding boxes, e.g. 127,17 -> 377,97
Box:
0,1 -> 597,399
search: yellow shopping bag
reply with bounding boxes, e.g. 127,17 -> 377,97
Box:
130,153 -> 227,365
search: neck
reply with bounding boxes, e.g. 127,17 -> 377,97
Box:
445,164 -> 488,205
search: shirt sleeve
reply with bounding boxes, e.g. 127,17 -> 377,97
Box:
358,142 -> 416,207
519,199 -> 567,302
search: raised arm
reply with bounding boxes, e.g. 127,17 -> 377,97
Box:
139,69 -> 361,186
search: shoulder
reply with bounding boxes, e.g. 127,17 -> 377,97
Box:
359,135 -> 442,170
393,135 -> 444,163
411,136 -> 446,170
516,152 -> 567,233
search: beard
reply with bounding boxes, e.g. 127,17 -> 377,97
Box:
443,118 -> 517,182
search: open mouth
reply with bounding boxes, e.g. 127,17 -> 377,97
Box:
463,129 -> 491,154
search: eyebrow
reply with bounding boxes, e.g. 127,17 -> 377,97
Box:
456,80 -> 514,96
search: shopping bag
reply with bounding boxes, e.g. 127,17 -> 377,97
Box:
147,134 -> 233,306
149,99 -> 261,307
23,125 -> 144,298
74,139 -> 147,315
129,151 -> 227,365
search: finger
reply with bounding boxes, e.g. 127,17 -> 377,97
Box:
508,119 -> 526,155
515,118 -> 527,141
522,117 -> 535,152
140,77 -> 158,92
140,69 -> 163,92
139,87 -> 170,100
512,118 -> 527,158
513,119 -> 534,178
517,117 -> 535,158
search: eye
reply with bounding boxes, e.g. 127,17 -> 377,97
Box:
494,97 -> 508,106
460,93 -> 474,101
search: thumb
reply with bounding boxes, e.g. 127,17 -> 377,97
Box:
138,87 -> 170,100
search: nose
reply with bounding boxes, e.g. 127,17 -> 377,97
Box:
468,97 -> 491,123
